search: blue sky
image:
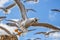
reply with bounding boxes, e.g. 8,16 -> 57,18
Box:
0,0 -> 60,40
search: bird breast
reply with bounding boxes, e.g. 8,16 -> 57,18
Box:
20,19 -> 33,27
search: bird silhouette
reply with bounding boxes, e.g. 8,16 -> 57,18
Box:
24,0 -> 39,3
0,16 -> 6,22
0,3 -> 16,14
35,30 -> 60,38
51,9 -> 60,12
34,38 -> 41,40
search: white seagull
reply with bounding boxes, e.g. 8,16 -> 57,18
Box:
6,0 -> 60,36
0,3 -> 16,14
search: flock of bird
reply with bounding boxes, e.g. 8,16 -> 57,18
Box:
0,0 -> 60,40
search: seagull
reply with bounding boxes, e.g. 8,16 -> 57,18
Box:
0,26 -> 11,35
34,38 -> 41,40
35,30 -> 60,38
51,9 -> 60,12
0,16 -> 6,22
0,3 -> 16,14
23,0 -> 39,3
27,39 -> 31,40
5,0 -> 60,36
0,2 -> 36,14
26,8 -> 36,12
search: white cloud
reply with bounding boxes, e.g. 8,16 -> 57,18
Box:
49,32 -> 60,40
0,0 -> 9,7
46,29 -> 60,40
48,11 -> 57,21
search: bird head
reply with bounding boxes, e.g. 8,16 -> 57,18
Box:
30,18 -> 39,23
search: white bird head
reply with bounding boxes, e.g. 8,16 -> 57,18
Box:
29,18 -> 39,23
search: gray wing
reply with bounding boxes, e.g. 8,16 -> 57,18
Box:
24,0 -> 35,2
0,16 -> 6,19
51,9 -> 60,12
6,20 -> 17,23
27,39 -> 31,40
49,30 -> 60,33
31,22 -> 60,30
5,3 -> 16,9
28,29 -> 36,32
14,0 -> 28,20
6,23 -> 18,27
35,32 -> 46,34
26,8 -> 36,12
0,26 -> 11,35
34,38 -> 41,40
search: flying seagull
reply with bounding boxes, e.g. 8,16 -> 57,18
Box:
51,9 -> 60,12
0,3 -> 16,14
35,30 -> 60,38
0,2 -> 36,14
23,0 -> 39,3
0,16 -> 6,22
34,38 -> 41,40
6,0 -> 60,36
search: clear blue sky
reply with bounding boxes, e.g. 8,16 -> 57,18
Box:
0,0 -> 60,40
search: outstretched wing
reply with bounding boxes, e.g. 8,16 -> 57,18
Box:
6,23 -> 18,27
6,20 -> 17,23
0,16 -> 6,19
28,29 -> 36,32
35,32 -> 46,34
31,22 -> 60,30
26,8 -> 36,12
5,3 -> 16,9
49,30 -> 60,33
14,0 -> 28,20
51,9 -> 60,12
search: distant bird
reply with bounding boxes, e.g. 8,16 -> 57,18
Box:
51,9 -> 60,12
34,38 -> 41,40
0,1 -> 36,14
27,39 -> 31,40
26,8 -> 36,12
0,16 -> 6,22
0,3 -> 16,14
0,26 -> 11,35
24,0 -> 39,3
35,30 -> 60,38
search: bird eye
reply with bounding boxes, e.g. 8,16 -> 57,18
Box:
35,18 -> 38,21
35,19 -> 37,21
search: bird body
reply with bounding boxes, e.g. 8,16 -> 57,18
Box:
51,9 -> 60,12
